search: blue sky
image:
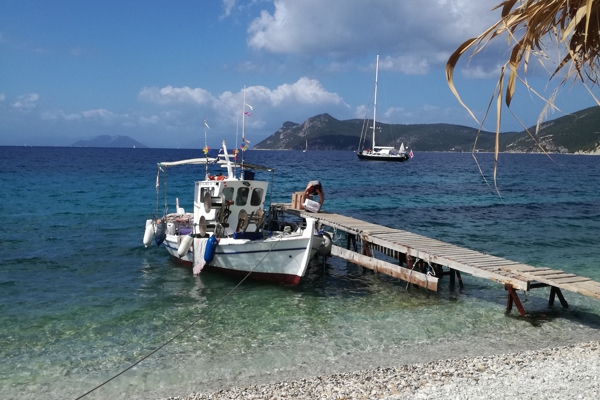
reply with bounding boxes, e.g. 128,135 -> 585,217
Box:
1,0 -> 598,148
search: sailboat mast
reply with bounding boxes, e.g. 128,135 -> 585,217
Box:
241,84 -> 246,168
372,55 -> 379,149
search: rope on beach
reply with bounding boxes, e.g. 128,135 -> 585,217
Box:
75,235 -> 285,400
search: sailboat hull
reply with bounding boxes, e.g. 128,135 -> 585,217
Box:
357,152 -> 410,162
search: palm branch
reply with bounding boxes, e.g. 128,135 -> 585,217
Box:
446,0 -> 600,190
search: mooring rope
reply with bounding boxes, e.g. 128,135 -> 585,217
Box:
75,235 -> 285,400
406,257 -> 420,290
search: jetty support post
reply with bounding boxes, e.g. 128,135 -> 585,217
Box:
549,286 -> 569,308
456,270 -> 464,289
346,233 -> 358,252
529,283 -> 569,309
360,233 -> 373,258
445,268 -> 464,289
505,284 -> 526,317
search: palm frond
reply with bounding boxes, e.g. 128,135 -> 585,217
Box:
446,0 -> 600,186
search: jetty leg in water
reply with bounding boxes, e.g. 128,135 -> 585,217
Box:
549,286 -> 569,308
505,284 -> 526,317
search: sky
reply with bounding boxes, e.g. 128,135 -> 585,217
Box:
1,0 -> 598,149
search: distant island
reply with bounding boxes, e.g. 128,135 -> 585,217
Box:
71,135 -> 148,148
254,106 -> 600,154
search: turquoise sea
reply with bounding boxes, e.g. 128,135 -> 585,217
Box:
1,146 -> 600,399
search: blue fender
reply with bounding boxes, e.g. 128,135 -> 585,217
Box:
204,235 -> 219,263
154,220 -> 167,246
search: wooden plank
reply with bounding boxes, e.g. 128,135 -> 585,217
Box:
501,266 -> 552,273
331,245 -> 438,291
453,255 -> 503,262
464,259 -> 521,265
537,273 -> 577,280
528,270 -> 565,276
554,282 -> 600,300
550,276 -> 592,284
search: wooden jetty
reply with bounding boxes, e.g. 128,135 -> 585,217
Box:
278,205 -> 600,316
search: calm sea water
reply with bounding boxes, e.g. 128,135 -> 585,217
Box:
1,146 -> 600,399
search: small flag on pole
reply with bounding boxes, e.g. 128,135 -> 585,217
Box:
213,148 -> 223,164
203,146 -> 210,154
409,150 -> 414,158
244,111 -> 252,116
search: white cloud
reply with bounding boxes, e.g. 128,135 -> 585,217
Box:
12,93 -> 39,111
41,108 -> 118,122
138,86 -> 214,105
41,109 -> 82,121
222,0 -> 236,17
378,55 -> 431,75
81,109 -> 114,119
140,115 -> 159,125
0,93 -> 6,102
139,78 -> 347,123
268,77 -> 346,106
462,64 -> 503,79
248,0 -> 501,66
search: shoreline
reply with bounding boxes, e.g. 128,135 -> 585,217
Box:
166,340 -> 600,399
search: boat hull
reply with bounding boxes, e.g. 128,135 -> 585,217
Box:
162,219 -> 321,286
356,152 -> 409,162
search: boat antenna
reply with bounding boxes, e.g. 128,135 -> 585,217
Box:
240,84 -> 253,177
235,104 -> 240,177
203,117 -> 210,179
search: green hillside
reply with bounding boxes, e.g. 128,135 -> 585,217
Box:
255,106 -> 600,154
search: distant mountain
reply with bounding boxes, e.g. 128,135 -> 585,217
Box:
254,107 -> 600,154
499,106 -> 600,154
71,135 -> 148,148
254,113 -> 503,152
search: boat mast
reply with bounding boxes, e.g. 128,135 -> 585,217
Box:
241,84 -> 246,169
204,117 -> 209,179
372,55 -> 379,149
221,140 -> 234,178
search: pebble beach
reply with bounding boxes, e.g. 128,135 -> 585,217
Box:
166,340 -> 600,400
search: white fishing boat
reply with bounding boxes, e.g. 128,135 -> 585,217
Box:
143,140 -> 330,285
357,55 -> 412,162
143,95 -> 330,285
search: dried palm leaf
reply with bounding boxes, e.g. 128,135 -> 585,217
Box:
446,0 -> 600,187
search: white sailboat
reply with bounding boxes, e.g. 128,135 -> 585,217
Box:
303,139 -> 307,153
356,55 -> 411,162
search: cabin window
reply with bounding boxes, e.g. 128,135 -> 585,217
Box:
198,187 -> 212,203
235,187 -> 249,206
250,188 -> 263,206
222,187 -> 234,202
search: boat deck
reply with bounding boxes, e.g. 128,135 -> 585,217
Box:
278,205 -> 600,315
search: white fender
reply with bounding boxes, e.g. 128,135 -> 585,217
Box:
178,234 -> 193,257
317,232 -> 332,255
143,219 -> 154,247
